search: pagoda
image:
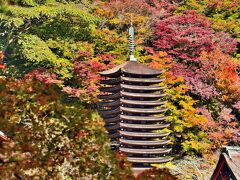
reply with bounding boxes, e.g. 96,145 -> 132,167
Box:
98,23 -> 172,166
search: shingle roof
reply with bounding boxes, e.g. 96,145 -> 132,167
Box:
211,146 -> 240,179
100,61 -> 164,77
223,146 -> 240,179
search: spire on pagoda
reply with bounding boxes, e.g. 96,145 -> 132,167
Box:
128,19 -> 137,61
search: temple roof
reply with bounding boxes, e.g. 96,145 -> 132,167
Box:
104,116 -> 120,123
120,131 -> 170,138
120,115 -> 168,121
100,61 -> 164,77
120,99 -> 167,106
120,107 -> 168,114
121,91 -> 166,98
211,146 -> 240,179
120,122 -> 170,129
121,77 -> 165,83
119,147 -> 171,154
127,157 -> 173,163
119,139 -> 170,146
121,84 -> 166,91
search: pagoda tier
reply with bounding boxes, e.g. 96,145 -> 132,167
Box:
98,61 -> 172,166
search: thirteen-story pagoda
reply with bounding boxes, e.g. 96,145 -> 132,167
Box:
98,23 -> 172,167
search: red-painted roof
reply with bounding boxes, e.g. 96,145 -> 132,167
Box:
211,146 -> 240,179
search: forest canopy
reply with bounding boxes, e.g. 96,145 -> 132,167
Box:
0,0 -> 239,179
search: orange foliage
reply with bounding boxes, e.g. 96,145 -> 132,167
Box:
206,0 -> 239,10
0,51 -> 4,61
142,50 -> 212,155
200,49 -> 240,102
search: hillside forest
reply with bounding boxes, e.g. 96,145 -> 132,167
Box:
0,0 -> 239,179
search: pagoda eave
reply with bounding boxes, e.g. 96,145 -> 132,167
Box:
100,61 -> 164,77
120,123 -> 170,129
119,139 -> 171,146
119,147 -> 172,154
121,91 -> 166,98
119,131 -> 170,138
120,107 -> 168,114
121,84 -> 166,91
120,115 -> 168,121
120,99 -> 167,106
127,157 -> 173,164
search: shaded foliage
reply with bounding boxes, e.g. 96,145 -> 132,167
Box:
0,0 -> 240,177
135,168 -> 177,180
0,76 -> 130,179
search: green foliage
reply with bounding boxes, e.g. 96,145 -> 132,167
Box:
91,28 -> 128,62
0,0 -> 240,176
4,3 -> 98,22
12,0 -> 37,6
46,39 -> 86,60
0,2 -> 99,77
7,0 -> 57,6
16,34 -> 72,78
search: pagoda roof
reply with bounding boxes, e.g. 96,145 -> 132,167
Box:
100,77 -> 165,84
127,157 -> 173,163
100,107 -> 168,116
119,139 -> 170,146
120,115 -> 168,121
120,122 -> 170,129
120,131 -> 170,138
120,107 -> 168,114
211,146 -> 240,179
121,91 -> 166,98
119,147 -> 171,154
121,77 -> 165,83
105,124 -> 119,131
121,84 -> 166,91
120,99 -> 167,106
100,61 -> 164,77
98,100 -> 120,107
104,115 -> 120,123
108,132 -> 119,138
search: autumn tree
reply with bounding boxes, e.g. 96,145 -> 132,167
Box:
0,76 -> 130,179
0,2 -> 98,78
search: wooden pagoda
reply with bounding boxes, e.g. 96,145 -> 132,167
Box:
98,23 -> 172,166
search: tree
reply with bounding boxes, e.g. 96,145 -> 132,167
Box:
0,2 -> 98,78
176,0 -> 240,57
0,76 -> 130,179
141,51 -> 211,155
153,10 -> 237,62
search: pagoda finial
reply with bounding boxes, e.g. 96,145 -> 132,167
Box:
129,15 -> 137,61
